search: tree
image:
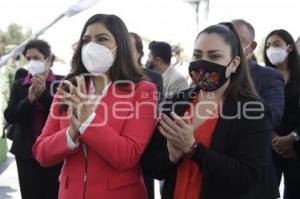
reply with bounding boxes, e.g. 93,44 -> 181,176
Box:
0,23 -> 32,57
0,24 -> 32,131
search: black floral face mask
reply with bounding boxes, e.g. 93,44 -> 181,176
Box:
189,59 -> 232,92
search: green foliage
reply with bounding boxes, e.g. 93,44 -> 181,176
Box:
0,24 -> 32,130
0,23 -> 32,56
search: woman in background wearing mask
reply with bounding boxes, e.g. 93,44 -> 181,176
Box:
263,29 -> 300,199
4,39 -> 63,199
142,23 -> 273,199
33,14 -> 157,199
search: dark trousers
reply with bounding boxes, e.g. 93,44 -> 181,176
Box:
15,156 -> 61,199
143,174 -> 154,199
273,151 -> 300,199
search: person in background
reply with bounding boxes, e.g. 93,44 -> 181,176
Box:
171,45 -> 183,67
4,39 -> 63,199
263,29 -> 300,199
13,53 -> 56,83
143,22 -> 273,199
4,53 -> 57,140
147,41 -> 188,97
232,19 -> 285,199
129,31 -> 163,199
232,19 -> 285,129
171,45 -> 190,82
129,32 -> 163,103
33,14 -> 157,199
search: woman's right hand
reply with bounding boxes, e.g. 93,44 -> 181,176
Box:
158,112 -> 195,154
28,85 -> 36,103
58,77 -> 93,130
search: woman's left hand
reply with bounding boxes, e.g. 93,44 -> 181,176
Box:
158,112 -> 195,154
57,76 -> 94,131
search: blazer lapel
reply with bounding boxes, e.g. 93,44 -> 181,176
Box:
210,100 -> 236,152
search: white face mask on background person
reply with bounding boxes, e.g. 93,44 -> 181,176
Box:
27,60 -> 46,76
266,46 -> 289,65
81,42 -> 116,76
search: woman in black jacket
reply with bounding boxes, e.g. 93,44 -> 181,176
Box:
263,29 -> 300,199
4,39 -> 63,199
142,23 -> 273,199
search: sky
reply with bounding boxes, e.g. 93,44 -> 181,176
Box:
0,0 -> 299,75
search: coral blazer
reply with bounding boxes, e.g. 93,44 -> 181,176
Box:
33,80 -> 157,199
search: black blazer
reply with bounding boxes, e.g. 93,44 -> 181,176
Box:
143,68 -> 164,199
249,60 -> 285,129
293,140 -> 300,158
142,88 -> 276,199
144,68 -> 164,102
275,81 -> 300,136
4,74 -> 63,158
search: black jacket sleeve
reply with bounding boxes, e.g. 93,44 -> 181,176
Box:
142,126 -> 178,180
142,96 -> 183,180
37,89 -> 54,110
4,80 -> 34,126
142,88 -> 197,180
260,69 -> 285,129
191,108 -> 272,193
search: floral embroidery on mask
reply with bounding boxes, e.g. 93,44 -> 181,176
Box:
190,68 -> 220,91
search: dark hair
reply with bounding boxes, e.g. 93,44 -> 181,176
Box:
263,29 -> 300,97
129,32 -> 144,67
196,22 -> 258,101
60,14 -> 145,112
148,41 -> 172,65
23,39 -> 51,59
69,14 -> 144,85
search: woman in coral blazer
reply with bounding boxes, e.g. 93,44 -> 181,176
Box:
33,14 -> 157,199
